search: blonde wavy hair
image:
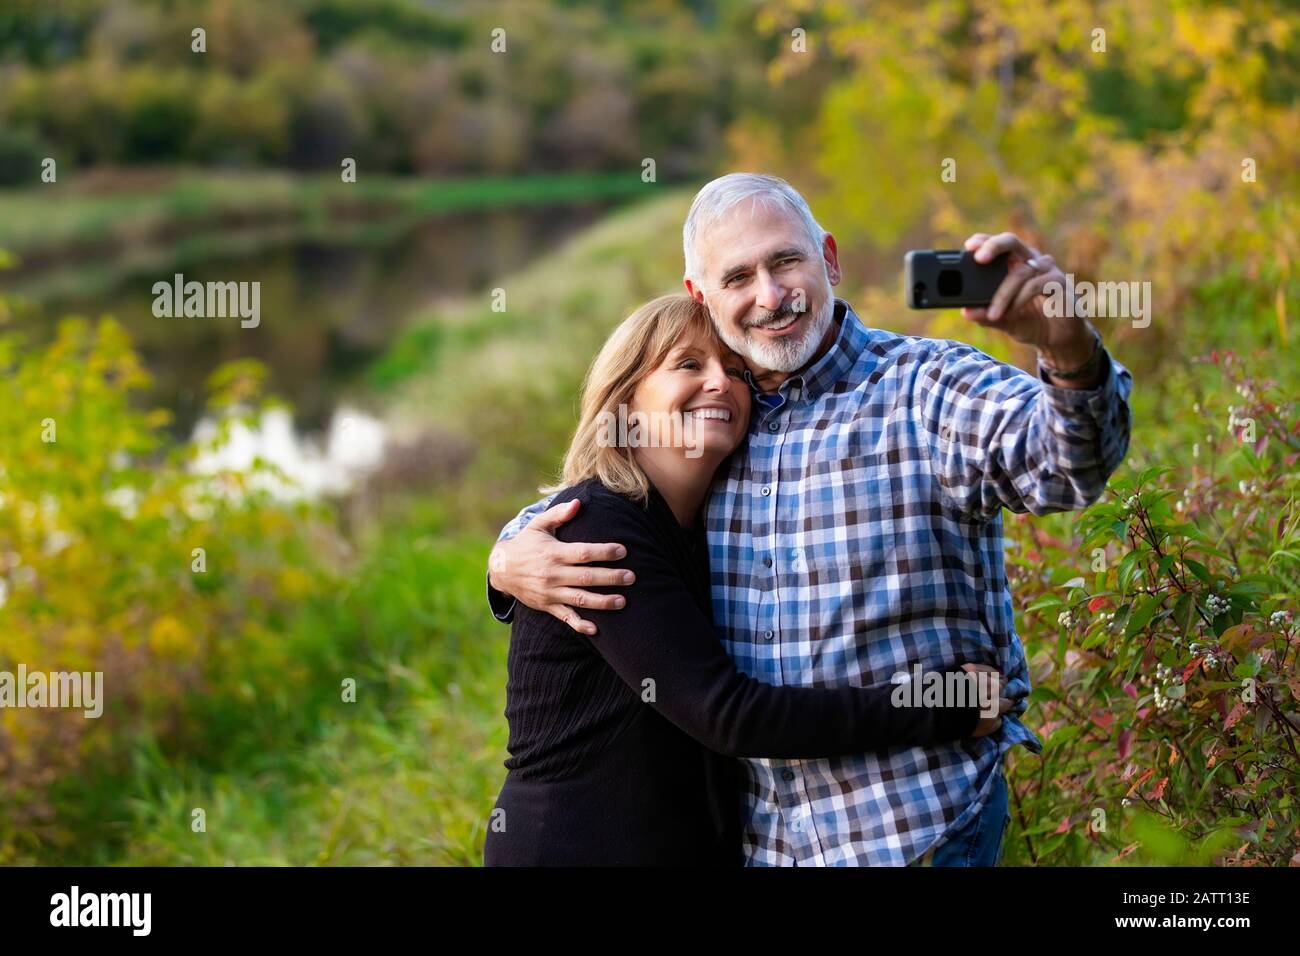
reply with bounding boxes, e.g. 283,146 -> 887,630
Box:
542,293 -> 729,504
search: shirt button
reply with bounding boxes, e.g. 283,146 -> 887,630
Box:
768,421 -> 780,432
760,486 -> 771,497
781,769 -> 795,782
762,555 -> 773,568
764,629 -> 775,641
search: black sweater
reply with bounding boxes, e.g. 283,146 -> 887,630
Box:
483,478 -> 981,866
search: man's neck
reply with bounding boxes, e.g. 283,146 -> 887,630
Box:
749,309 -> 842,394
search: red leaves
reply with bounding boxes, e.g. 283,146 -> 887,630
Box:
1088,596 -> 1108,613
1117,727 -> 1132,760
1127,767 -> 1155,796
1113,842 -> 1140,862
1224,701 -> 1250,731
1147,776 -> 1169,801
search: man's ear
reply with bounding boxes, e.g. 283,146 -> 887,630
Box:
822,232 -> 842,286
683,276 -> 705,302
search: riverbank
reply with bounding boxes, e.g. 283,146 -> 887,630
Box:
0,169 -> 654,274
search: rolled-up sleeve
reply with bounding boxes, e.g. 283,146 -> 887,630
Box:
485,493 -> 557,623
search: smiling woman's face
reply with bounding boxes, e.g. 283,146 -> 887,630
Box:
627,328 -> 751,468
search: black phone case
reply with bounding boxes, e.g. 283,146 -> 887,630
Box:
904,249 -> 1009,308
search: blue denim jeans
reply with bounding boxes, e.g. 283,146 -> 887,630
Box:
924,769 -> 1011,867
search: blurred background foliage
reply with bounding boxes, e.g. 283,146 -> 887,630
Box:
0,0 -> 1297,865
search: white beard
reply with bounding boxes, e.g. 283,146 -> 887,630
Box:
718,295 -> 834,374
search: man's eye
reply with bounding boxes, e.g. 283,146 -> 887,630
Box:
777,257 -> 799,269
725,274 -> 748,287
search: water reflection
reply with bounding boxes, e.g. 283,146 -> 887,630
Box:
2,203 -> 614,437
190,405 -> 386,501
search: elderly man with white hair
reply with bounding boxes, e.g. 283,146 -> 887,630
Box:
485,172 -> 1132,866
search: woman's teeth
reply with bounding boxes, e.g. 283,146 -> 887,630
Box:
687,408 -> 731,421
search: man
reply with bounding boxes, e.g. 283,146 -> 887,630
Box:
484,173 -> 1132,866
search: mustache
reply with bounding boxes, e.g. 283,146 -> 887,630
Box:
747,302 -> 800,329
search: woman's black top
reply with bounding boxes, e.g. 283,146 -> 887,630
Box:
483,477 -> 981,866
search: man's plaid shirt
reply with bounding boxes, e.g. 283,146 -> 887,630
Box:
489,298 -> 1133,865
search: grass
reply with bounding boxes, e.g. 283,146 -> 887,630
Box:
25,506 -> 509,866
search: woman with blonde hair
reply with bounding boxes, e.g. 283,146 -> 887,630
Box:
484,294 -> 997,866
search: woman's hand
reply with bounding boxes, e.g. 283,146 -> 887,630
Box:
959,662 -> 1013,738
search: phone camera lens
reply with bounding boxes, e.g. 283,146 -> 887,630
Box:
937,269 -> 963,297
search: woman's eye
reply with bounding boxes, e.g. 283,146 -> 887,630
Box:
678,359 -> 700,370
727,367 -> 744,378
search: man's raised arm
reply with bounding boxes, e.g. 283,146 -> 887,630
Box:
915,230 -> 1133,522
916,337 -> 1131,522
486,493 -> 635,635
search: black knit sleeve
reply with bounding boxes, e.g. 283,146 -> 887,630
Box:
558,486 -> 981,759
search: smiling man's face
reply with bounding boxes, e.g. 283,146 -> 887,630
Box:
685,197 -> 843,379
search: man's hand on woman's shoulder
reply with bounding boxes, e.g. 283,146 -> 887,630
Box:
488,497 -> 636,636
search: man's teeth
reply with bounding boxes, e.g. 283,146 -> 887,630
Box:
688,408 -> 731,421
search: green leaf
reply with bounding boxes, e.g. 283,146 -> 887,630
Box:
1049,725 -> 1084,750
1125,595 -> 1164,637
1117,551 -> 1144,592
1026,593 -> 1065,612
1173,593 -> 1196,639
1184,558 -> 1212,584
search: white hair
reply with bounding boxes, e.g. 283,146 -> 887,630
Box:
682,173 -> 826,284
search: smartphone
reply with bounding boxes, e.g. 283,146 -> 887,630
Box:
904,249 -> 1009,309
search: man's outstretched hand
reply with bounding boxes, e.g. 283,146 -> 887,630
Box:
960,231 -> 1100,385
487,498 -> 635,636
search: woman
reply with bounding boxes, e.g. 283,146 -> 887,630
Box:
484,294 -> 1003,866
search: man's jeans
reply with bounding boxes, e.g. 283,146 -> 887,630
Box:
918,768 -> 1011,867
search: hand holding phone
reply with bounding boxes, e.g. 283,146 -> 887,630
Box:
904,249 -> 1010,309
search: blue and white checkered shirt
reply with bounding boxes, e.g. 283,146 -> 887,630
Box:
490,299 -> 1132,865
